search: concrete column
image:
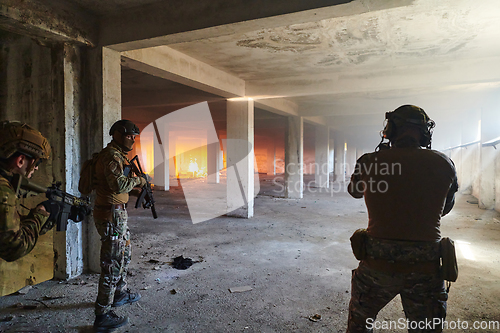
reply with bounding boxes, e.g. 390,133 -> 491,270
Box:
346,146 -> 357,180
267,136 -> 276,176
169,134 -> 177,179
207,142 -> 220,184
315,126 -> 329,188
478,106 -> 500,209
153,122 -> 169,191
334,134 -> 346,183
226,99 -> 254,218
83,47 -> 121,273
479,146 -> 496,209
54,44 -> 86,279
496,150 -> 500,212
285,116 -> 303,199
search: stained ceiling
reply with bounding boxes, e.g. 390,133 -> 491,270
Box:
5,0 -> 498,150
117,0 -> 500,150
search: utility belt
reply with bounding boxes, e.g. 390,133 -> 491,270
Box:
94,203 -> 127,211
350,229 -> 458,282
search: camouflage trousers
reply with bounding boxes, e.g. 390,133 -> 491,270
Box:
347,262 -> 447,333
94,207 -> 131,315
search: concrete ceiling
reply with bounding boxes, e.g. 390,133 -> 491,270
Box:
118,0 -> 500,150
3,0 -> 500,150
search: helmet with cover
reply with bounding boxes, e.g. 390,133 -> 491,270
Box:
0,121 -> 51,176
0,121 -> 51,160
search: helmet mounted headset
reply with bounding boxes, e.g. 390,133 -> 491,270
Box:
376,105 -> 435,151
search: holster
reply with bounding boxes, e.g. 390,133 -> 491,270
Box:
350,228 -> 368,260
440,237 -> 458,282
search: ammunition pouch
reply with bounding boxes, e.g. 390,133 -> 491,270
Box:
440,237 -> 458,282
350,228 -> 368,260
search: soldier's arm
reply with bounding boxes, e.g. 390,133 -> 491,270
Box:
348,156 -> 366,199
0,187 -> 49,262
442,174 -> 458,217
104,156 -> 144,194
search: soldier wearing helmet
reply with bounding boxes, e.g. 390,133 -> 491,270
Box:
90,119 -> 147,331
0,121 -> 58,262
346,105 -> 459,332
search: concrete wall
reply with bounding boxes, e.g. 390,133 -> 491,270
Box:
0,33 -> 73,292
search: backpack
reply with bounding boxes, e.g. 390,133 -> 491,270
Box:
78,153 -> 99,196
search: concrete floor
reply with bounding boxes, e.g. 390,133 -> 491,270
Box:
0,175 -> 499,332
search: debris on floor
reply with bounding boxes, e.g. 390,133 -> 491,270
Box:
171,256 -> 194,270
308,314 -> 322,322
229,286 -> 253,293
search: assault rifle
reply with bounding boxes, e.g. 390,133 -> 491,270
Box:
126,155 -> 157,219
12,174 -> 92,231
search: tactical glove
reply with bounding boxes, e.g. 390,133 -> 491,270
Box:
41,200 -> 62,222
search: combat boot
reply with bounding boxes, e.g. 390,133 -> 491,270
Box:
112,289 -> 141,307
93,310 -> 128,332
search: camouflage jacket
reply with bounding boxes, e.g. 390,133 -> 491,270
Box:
0,167 -> 49,262
94,141 -> 142,207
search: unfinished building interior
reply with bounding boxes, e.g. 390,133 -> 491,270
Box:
1,0 -> 500,332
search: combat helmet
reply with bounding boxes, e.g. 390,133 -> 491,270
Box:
109,119 -> 140,152
109,119 -> 140,136
0,121 -> 51,161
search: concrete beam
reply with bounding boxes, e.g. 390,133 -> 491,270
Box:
121,46 -> 245,99
101,0 -> 413,51
303,116 -> 328,126
246,57 -> 500,99
254,98 -> 299,117
0,1 -> 96,46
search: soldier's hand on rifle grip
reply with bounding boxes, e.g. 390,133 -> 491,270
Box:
40,200 -> 62,222
69,205 -> 90,222
38,200 -> 61,235
137,177 -> 147,188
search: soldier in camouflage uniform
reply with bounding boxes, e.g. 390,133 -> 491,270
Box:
347,105 -> 458,333
91,120 -> 147,332
0,121 -> 59,262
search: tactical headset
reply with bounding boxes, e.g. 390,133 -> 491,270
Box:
381,105 -> 435,149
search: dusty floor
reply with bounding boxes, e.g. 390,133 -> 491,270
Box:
0,175 -> 499,332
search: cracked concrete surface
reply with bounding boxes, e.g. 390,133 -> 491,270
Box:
0,175 -> 499,332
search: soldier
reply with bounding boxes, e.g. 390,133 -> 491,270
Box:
0,121 -> 59,262
91,120 -> 147,332
346,105 -> 458,333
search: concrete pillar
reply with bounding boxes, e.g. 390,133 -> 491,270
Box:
315,126 -> 329,188
334,134 -> 346,183
346,146 -> 357,180
479,146 -> 496,209
207,142 -> 220,184
83,47 -> 122,273
267,136 -> 276,176
496,150 -> 500,212
54,44 -> 86,279
478,106 -> 500,209
169,134 -> 177,179
226,99 -> 254,218
153,122 -> 169,191
285,116 -> 303,199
